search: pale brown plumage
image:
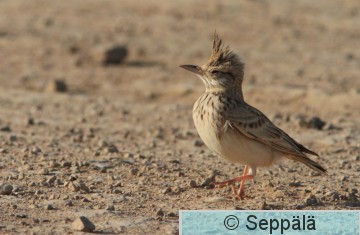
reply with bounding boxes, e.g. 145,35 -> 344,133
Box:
180,32 -> 326,199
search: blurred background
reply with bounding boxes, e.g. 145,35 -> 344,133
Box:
0,0 -> 359,234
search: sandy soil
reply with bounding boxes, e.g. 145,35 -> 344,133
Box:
0,0 -> 360,234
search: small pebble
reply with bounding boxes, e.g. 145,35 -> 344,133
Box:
194,140 -> 204,147
0,125 -> 11,132
325,191 -> 340,201
106,205 -> 115,211
189,180 -> 197,188
16,214 -> 27,218
167,212 -> 176,217
156,209 -> 164,217
308,117 -> 326,130
105,145 -> 118,153
45,80 -> 68,93
201,175 -> 216,187
46,175 -> 56,185
64,200 -> 74,207
162,187 -> 172,194
31,146 -> 41,154
305,195 -> 320,206
72,216 -> 95,232
62,161 -> 72,167
37,168 -> 49,175
1,184 -> 13,195
129,167 -> 139,175
45,204 -> 54,210
103,45 -> 128,65
289,182 -> 302,187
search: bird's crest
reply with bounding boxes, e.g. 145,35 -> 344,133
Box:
207,32 -> 244,74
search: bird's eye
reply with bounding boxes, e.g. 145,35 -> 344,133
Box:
211,70 -> 220,74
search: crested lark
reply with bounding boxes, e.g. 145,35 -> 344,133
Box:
180,33 -> 326,199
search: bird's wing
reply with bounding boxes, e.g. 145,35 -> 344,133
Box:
225,101 -> 318,157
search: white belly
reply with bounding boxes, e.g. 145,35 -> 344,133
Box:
193,113 -> 277,167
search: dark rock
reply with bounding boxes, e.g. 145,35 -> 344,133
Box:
307,117 -> 326,130
72,216 -> 95,232
103,46 -> 128,65
0,125 -> 11,132
46,79 -> 68,93
1,184 -> 13,195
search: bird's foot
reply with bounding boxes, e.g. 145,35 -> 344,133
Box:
214,176 -> 243,188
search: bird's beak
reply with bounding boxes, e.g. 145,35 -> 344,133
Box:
180,65 -> 203,75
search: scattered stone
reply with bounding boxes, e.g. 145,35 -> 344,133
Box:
309,171 -> 322,176
68,182 -> 80,192
112,189 -> 122,194
162,187 -> 172,194
72,216 -> 95,232
71,166 -> 80,174
324,191 -> 340,201
49,160 -> 60,168
103,45 -> 128,65
204,196 -> 225,203
106,205 -> 115,211
9,135 -> 17,142
289,182 -> 302,187
37,168 -> 49,175
104,144 -> 118,154
189,180 -> 197,188
340,175 -> 349,182
27,118 -> 35,125
64,200 -> 74,207
156,209 -> 164,217
62,161 -> 72,167
129,167 -> 139,175
0,125 -> 11,132
68,174 -> 77,181
345,201 -> 360,207
201,175 -> 216,187
124,153 -> 133,158
304,195 -> 320,206
1,184 -> 13,195
45,79 -> 68,93
31,146 -> 41,154
0,148 -> 7,153
299,116 -> 326,130
45,204 -> 54,210
194,140 -> 204,147
167,212 -> 176,217
68,181 -> 90,193
46,175 -> 56,185
307,117 -> 326,130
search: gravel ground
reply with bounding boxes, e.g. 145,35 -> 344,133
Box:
0,0 -> 360,234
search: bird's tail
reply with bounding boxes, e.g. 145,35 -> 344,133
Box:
285,154 -> 327,174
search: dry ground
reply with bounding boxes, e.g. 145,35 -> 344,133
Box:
0,0 -> 360,234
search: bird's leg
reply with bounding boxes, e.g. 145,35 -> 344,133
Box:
238,165 -> 249,197
214,165 -> 255,199
214,165 -> 249,187
214,176 -> 244,188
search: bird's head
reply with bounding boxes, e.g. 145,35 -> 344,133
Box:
181,33 -> 244,93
